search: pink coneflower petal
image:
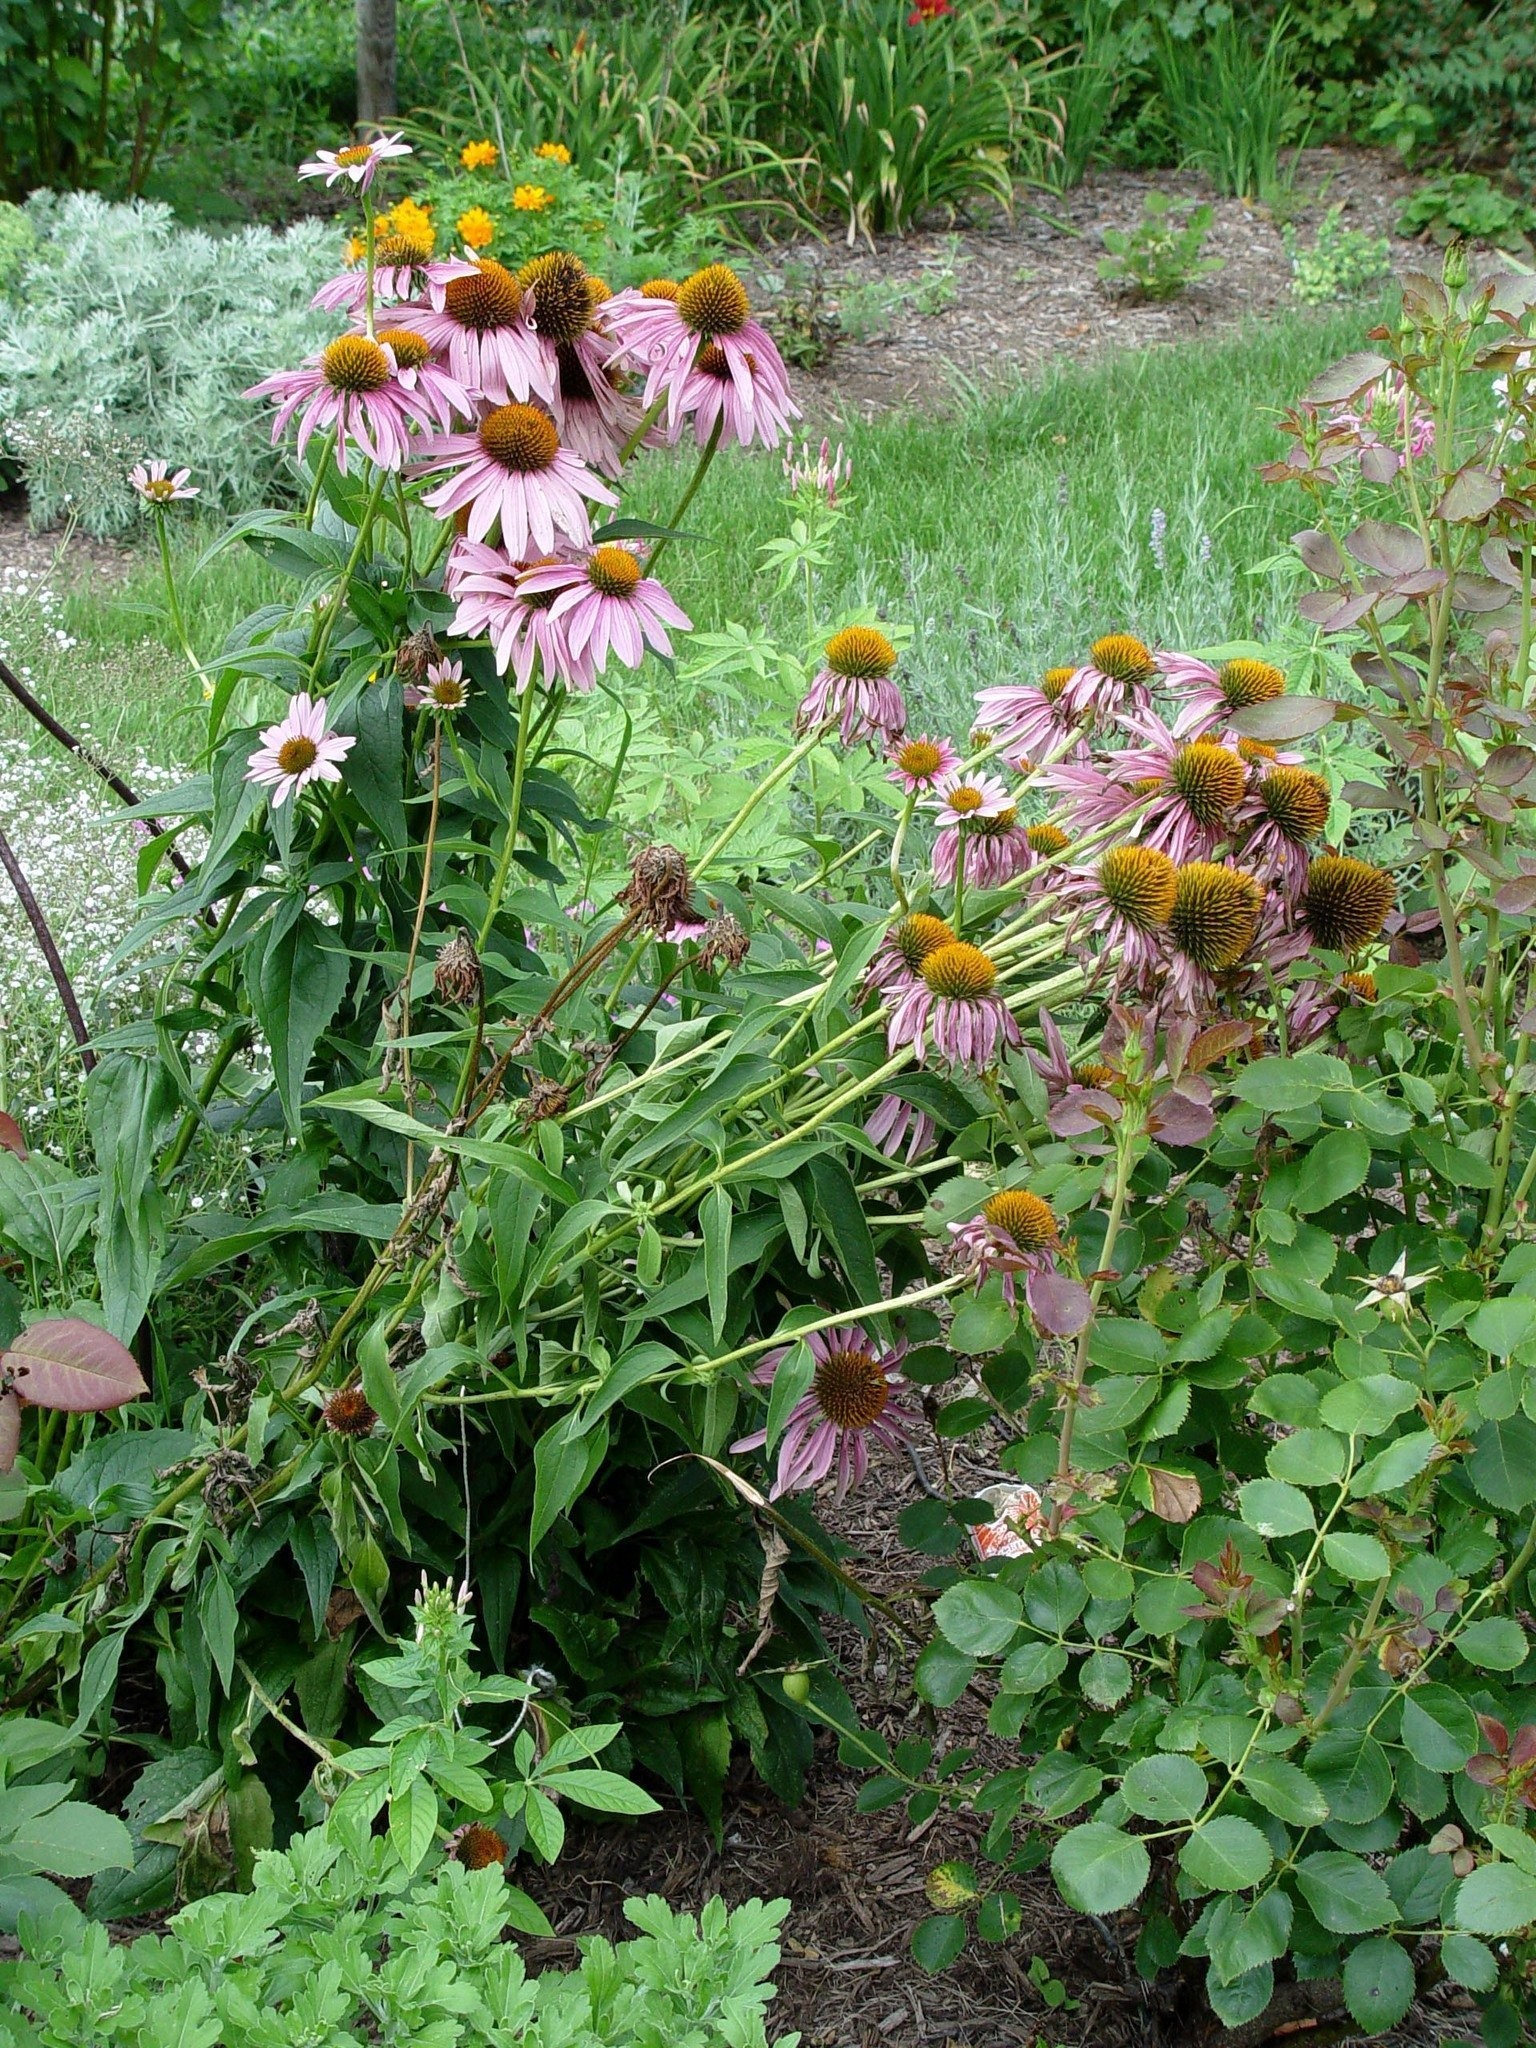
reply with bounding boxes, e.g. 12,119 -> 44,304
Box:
245,692 -> 355,807
731,1327 -> 914,1503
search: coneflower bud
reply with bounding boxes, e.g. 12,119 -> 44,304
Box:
434,930 -> 483,1006
323,1387 -> 378,1437
619,843 -> 696,934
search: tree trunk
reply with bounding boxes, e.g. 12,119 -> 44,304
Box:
355,0 -> 398,131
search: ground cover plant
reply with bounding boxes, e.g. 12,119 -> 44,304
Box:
4,112 -> 1536,2048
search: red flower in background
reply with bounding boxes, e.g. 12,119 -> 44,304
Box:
908,0 -> 953,21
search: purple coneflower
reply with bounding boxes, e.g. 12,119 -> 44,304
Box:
1113,712 -> 1248,865
245,693 -> 355,806
415,403 -> 616,554
246,335 -> 435,474
129,460 -> 198,505
312,240 -> 467,315
518,251 -> 622,412
550,345 -> 646,478
1233,764 -> 1331,899
1033,758 -> 1146,838
605,263 -> 795,438
1057,844 -> 1178,990
864,911 -> 957,1000
926,768 -> 1010,830
887,940 -> 1020,1071
932,803 -> 1032,891
797,626 -> 906,748
948,1189 -> 1091,1336
974,666 -> 1080,763
888,734 -> 960,795
1163,653 -> 1286,739
731,1327 -> 916,1501
864,1092 -> 938,1164
369,326 -> 473,432
413,258 -> 553,405
299,133 -> 412,192
1059,633 -> 1159,726
516,545 -> 691,676
1288,970 -> 1376,1048
673,340 -> 801,451
1164,861 -> 1265,1007
443,540 -> 594,692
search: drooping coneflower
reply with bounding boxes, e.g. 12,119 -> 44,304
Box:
864,1091 -> 938,1163
948,1189 -> 1091,1335
865,911 -> 957,999
443,540 -> 594,692
323,1387 -> 378,1436
550,345 -> 645,477
932,803 -> 1033,891
370,326 -> 472,431
797,625 -> 906,747
731,1328 -> 917,1501
974,665 -> 1082,763
245,693 -> 356,807
1115,712 -> 1248,862
312,234 -> 458,314
1236,765 -> 1331,897
673,340 -> 801,450
414,256 -> 552,404
887,940 -> 1020,1070
1164,653 -> 1286,738
1026,1009 -> 1122,1136
415,402 -> 617,554
1166,861 -> 1263,1002
604,262 -> 795,438
1059,632 -> 1159,724
1058,843 -> 1177,986
246,334 -> 438,473
515,545 -> 690,677
518,249 -> 617,403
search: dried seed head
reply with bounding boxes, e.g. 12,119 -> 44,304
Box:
700,913 -> 750,971
434,931 -> 483,1006
450,1823 -> 508,1870
323,1387 -> 378,1438
1302,855 -> 1396,953
619,843 -> 696,933
396,624 -> 439,683
520,1075 -> 570,1125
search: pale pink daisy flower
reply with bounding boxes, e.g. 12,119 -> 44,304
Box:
949,1188 -> 1091,1336
932,805 -> 1033,891
516,545 -> 691,676
415,403 -> 616,554
298,133 -> 412,192
604,264 -> 795,439
672,340 -> 801,451
443,540 -> 595,693
864,1092 -> 938,1164
926,769 -> 1010,830
1059,632 -> 1160,726
887,940 -> 1020,1072
730,1326 -> 917,1502
412,258 -> 553,405
796,625 -> 906,748
1163,652 -> 1288,739
888,734 -> 961,796
1113,710 -> 1249,864
129,460 -> 198,505
245,334 -> 435,474
403,656 -> 471,712
245,693 -> 355,806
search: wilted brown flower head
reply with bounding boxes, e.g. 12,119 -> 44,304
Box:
323,1387 -> 378,1437
520,1075 -> 570,1125
434,930 -> 484,1006
448,1823 -> 508,1869
619,843 -> 696,934
396,624 -> 440,684
700,913 -> 750,971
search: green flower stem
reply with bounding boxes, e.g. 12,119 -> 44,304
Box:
684,1274 -> 970,1379
475,677 -> 539,950
1311,1571 -> 1393,1732
308,467 -> 389,686
889,791 -> 916,913
693,718 -> 832,886
362,197 -> 377,341
1480,1031 -> 1532,1256
618,392 -> 668,468
400,723 -> 446,1192
159,1024 -> 250,1182
303,434 -> 333,528
153,506 -> 190,657
648,415 -> 723,579
1285,1446 -> 1362,1686
1049,1117 -> 1137,1533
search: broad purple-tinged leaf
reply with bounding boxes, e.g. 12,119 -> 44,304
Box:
1496,876 -> 1536,915
1359,445 -> 1401,484
1186,1021 -> 1257,1071
1451,574 -> 1516,613
1048,1088 -> 1120,1138
3,1318 -> 147,1413
1026,1268 -> 1092,1338
1482,539 -> 1527,587
1303,352 -> 1390,406
1341,779 -> 1410,812
1487,746 -> 1536,787
1147,1087 -> 1215,1146
1347,521 -> 1427,576
1435,466 -> 1504,523
1477,789 -> 1518,823
0,1390 -> 18,1473
1297,589 -> 1380,632
1293,528 -> 1344,577
1400,273 -> 1448,323
0,1113 -> 26,1160
1230,696 -> 1336,741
